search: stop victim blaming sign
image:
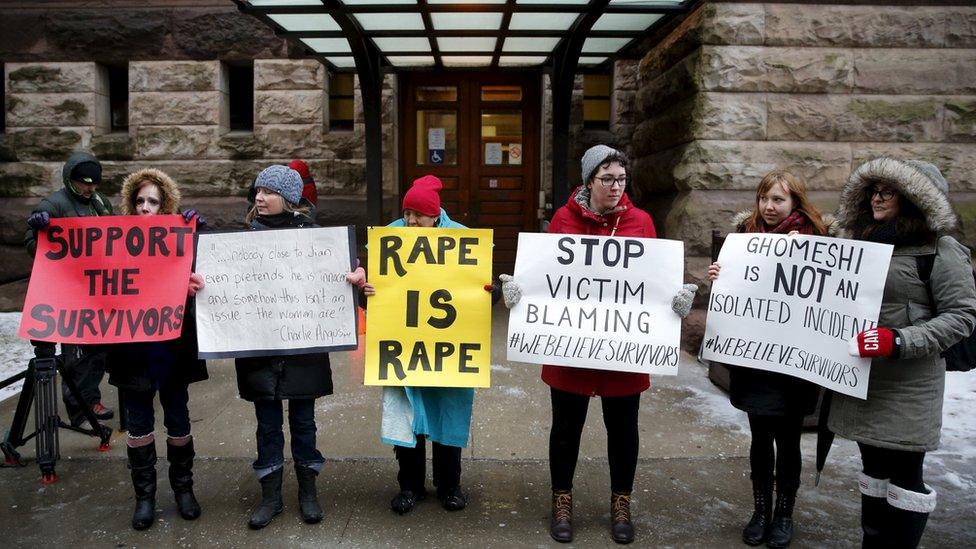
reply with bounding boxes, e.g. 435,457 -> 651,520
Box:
194,226 -> 359,358
365,227 -> 493,388
701,233 -> 893,399
507,233 -> 684,375
19,215 -> 195,344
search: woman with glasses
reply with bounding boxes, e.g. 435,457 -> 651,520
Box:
707,170 -> 830,548
829,158 -> 976,548
502,145 -> 696,544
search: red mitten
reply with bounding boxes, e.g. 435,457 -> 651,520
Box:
848,328 -> 898,358
483,284 -> 494,293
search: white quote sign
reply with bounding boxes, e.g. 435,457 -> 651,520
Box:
701,234 -> 893,399
195,227 -> 359,358
507,233 -> 684,375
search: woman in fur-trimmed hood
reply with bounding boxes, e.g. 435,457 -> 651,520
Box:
119,168 -> 182,215
829,157 -> 976,548
109,167 -> 209,531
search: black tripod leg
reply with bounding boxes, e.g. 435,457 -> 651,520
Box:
118,388 -> 127,433
1,364 -> 34,467
33,357 -> 60,483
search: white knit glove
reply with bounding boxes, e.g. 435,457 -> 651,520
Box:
671,283 -> 698,318
499,274 -> 522,309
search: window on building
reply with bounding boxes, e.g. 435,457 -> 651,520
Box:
329,72 -> 354,131
107,64 -> 128,132
583,73 -> 611,131
227,62 -> 254,131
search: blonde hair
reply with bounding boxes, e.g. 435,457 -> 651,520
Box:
743,170 -> 827,235
244,192 -> 310,223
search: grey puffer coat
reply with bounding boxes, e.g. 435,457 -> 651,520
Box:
828,158 -> 976,452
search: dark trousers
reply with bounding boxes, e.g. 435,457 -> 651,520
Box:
253,398 -> 324,477
60,344 -> 105,423
549,387 -> 640,493
123,383 -> 191,438
747,413 -> 803,490
394,434 -> 462,494
859,442 -> 925,491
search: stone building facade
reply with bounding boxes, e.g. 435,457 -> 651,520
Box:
628,2 -> 976,347
1,1 -> 974,350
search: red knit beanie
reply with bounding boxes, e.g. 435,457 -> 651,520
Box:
402,175 -> 442,217
288,159 -> 318,206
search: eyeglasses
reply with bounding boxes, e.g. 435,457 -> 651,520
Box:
594,175 -> 627,188
871,187 -> 896,201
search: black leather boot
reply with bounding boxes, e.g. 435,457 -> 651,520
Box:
858,473 -> 889,549
550,490 -> 573,543
610,491 -> 635,544
742,482 -> 772,545
766,486 -> 797,548
167,439 -> 201,520
886,483 -> 936,549
127,444 -> 157,530
295,465 -> 324,524
248,469 -> 284,529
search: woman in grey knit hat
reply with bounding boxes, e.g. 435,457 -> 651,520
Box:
832,158 -> 976,548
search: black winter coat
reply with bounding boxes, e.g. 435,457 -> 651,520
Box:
234,212 -> 334,401
107,299 -> 208,392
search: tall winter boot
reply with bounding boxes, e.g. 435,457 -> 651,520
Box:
295,464 -> 324,524
886,483 -> 936,549
248,468 -> 283,530
742,481 -> 773,546
550,490 -> 573,543
127,444 -> 158,530
167,438 -> 201,520
858,473 -> 889,549
766,483 -> 797,548
610,491 -> 635,544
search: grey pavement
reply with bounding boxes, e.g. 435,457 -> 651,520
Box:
1,307 -> 973,547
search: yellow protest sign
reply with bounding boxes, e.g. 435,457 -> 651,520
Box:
365,226 -> 493,388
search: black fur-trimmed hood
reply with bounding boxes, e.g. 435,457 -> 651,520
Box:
837,157 -> 956,234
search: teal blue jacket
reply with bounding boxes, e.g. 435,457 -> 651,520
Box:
380,208 -> 476,448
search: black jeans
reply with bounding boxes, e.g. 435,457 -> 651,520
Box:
859,442 -> 926,492
394,434 -> 462,494
123,383 -> 191,438
549,387 -> 640,493
60,344 -> 105,423
253,398 -> 324,477
747,413 -> 803,490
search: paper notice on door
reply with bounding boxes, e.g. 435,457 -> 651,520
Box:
485,142 -> 503,165
509,143 -> 522,165
428,128 -> 445,150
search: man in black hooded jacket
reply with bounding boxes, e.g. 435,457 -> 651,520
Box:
24,151 -> 115,428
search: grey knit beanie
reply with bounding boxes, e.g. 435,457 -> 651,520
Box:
581,144 -> 620,182
254,165 -> 303,206
904,160 -> 949,196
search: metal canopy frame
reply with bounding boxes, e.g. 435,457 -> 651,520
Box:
232,0 -> 692,224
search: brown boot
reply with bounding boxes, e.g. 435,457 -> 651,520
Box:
611,491 -> 634,544
550,490 -> 573,543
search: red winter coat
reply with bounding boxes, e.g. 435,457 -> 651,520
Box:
541,186 -> 657,397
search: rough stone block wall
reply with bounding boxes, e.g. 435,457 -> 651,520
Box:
0,5 -> 401,285
630,2 -> 976,350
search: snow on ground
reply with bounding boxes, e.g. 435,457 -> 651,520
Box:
0,313 -> 34,403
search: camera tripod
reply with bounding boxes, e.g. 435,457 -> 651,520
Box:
1,343 -> 112,484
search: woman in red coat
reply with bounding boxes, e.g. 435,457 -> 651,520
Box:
502,145 -> 695,544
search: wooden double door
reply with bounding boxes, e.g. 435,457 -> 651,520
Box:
400,72 -> 540,276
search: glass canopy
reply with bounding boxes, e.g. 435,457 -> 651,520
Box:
240,0 -> 689,71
